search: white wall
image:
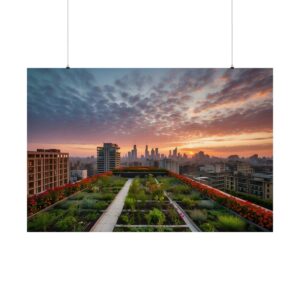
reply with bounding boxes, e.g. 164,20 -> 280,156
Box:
1,1 -> 300,300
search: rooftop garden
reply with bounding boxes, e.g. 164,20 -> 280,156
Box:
27,175 -> 126,232
27,167 -> 273,232
114,175 -> 190,232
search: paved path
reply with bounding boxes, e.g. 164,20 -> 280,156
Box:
90,179 -> 133,232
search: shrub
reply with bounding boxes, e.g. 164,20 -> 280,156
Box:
146,208 -> 166,225
55,216 -> 77,231
182,197 -> 196,209
217,215 -> 246,232
190,209 -> 208,222
200,222 -> 215,232
85,212 -> 98,222
28,212 -> 55,232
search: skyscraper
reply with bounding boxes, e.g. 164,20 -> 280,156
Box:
173,147 -> 178,158
133,145 -> 137,160
97,143 -> 120,173
151,148 -> 155,159
145,145 -> 149,159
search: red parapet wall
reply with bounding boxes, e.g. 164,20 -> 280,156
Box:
168,172 -> 273,231
27,171 -> 112,216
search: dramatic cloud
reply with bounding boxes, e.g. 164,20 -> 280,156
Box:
27,68 -> 273,157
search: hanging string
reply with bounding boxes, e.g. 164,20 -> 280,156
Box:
66,0 -> 70,69
230,0 -> 234,69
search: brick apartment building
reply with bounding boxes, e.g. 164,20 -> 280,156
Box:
27,149 -> 69,196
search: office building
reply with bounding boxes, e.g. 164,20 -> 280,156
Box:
97,143 -> 120,173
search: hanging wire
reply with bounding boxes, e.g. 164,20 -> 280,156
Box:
66,0 -> 70,69
230,0 -> 234,69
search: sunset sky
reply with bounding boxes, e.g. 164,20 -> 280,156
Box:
27,68 -> 273,157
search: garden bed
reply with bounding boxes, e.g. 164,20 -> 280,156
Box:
27,176 -> 126,232
115,175 -> 186,231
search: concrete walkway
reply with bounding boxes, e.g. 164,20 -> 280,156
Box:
90,179 -> 133,232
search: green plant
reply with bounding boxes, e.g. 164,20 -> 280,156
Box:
125,197 -> 137,211
81,199 -> 97,209
190,191 -> 203,201
86,212 -> 98,222
167,207 -> 181,225
91,185 -> 100,193
182,197 -> 196,209
95,201 -> 108,210
190,209 -> 208,223
120,214 -> 129,224
217,215 -> 247,232
55,216 -> 77,231
67,203 -> 78,216
172,184 -> 190,195
100,193 -> 115,201
200,222 -> 215,232
28,212 -> 54,231
146,208 -> 166,225
130,178 -> 141,195
136,190 -> 148,205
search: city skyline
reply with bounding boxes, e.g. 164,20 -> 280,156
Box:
28,68 -> 273,157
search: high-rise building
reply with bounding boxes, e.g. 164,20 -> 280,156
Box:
151,148 -> 155,159
97,143 -> 120,173
145,145 -> 149,159
133,145 -> 137,160
27,149 -> 69,196
173,147 -> 178,158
